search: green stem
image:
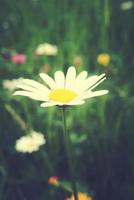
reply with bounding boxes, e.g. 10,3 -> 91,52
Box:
5,104 -> 27,131
41,150 -> 54,175
61,107 -> 78,200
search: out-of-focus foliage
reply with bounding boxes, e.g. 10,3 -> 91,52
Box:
0,0 -> 134,200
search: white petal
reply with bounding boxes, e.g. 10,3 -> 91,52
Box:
66,100 -> 85,105
16,84 -> 37,92
80,90 -> 109,100
76,71 -> 88,81
54,71 -> 65,88
65,66 -> 76,89
39,73 -> 56,89
13,90 -> 49,101
71,71 -> 88,92
56,102 -> 64,106
72,75 -> 97,93
78,74 -> 106,93
22,79 -> 49,92
40,102 -> 57,107
89,77 -> 106,91
13,90 -> 32,96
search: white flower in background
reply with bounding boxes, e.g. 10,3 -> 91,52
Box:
120,1 -> 133,10
35,43 -> 58,56
13,66 -> 109,108
15,131 -> 46,153
3,78 -> 24,91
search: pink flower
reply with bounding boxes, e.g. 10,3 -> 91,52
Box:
73,56 -> 82,66
11,53 -> 26,64
48,176 -> 59,186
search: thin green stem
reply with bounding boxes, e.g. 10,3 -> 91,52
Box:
61,107 -> 78,200
5,104 -> 27,131
41,150 -> 54,175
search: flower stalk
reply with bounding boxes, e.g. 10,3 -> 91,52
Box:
5,104 -> 27,131
61,107 -> 78,200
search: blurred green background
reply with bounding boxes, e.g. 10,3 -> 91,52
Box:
0,0 -> 134,199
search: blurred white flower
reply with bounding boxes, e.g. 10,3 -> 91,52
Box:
35,43 -> 58,56
120,1 -> 133,10
3,78 -> 24,91
15,131 -> 46,153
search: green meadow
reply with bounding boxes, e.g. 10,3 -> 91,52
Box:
0,0 -> 134,200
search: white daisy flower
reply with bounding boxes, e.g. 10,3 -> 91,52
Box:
15,131 -> 46,153
120,1 -> 133,10
3,77 -> 24,91
13,66 -> 108,107
35,43 -> 58,56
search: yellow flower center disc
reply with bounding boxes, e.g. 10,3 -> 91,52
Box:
97,53 -> 110,65
49,89 -> 77,103
68,192 -> 92,200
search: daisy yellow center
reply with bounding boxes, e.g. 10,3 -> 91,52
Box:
49,89 -> 77,103
27,143 -> 36,149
